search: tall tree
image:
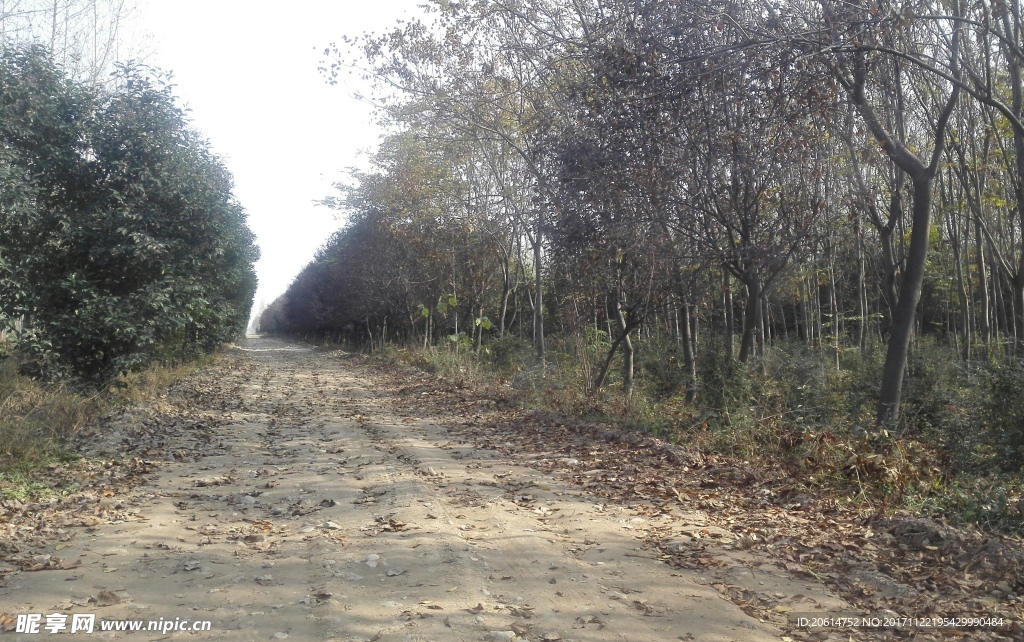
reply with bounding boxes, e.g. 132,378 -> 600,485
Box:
813,0 -> 964,423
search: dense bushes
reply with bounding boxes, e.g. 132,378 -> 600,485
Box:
0,47 -> 257,384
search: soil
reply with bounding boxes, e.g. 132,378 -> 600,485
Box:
1,335 -> 1021,641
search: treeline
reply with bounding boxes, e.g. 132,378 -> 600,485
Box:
0,46 -> 258,384
264,0 -> 1024,429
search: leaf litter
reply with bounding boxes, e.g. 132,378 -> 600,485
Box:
366,355 -> 1024,640
2,341 -> 1021,640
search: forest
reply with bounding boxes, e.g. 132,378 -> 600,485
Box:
259,0 -> 1024,529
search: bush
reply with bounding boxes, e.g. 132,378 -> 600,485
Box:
696,346 -> 749,415
0,47 -> 257,385
483,335 -> 532,377
637,338 -> 690,398
982,361 -> 1024,472
920,477 -> 1024,535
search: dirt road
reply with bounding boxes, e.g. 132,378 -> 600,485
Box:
2,336 -> 849,640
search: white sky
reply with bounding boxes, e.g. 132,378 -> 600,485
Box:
135,0 -> 424,327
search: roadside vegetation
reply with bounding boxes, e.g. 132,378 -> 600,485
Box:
0,348 -> 214,501
0,2 -> 258,497
0,46 -> 258,385
261,0 -> 1024,536
283,332 -> 1024,537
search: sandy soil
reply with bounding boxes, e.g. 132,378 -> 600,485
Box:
2,336 -> 857,640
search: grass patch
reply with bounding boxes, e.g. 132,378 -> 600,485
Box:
374,334 -> 1024,535
0,462 -> 79,502
111,354 -> 214,407
0,350 -> 215,501
0,359 -> 98,466
911,476 -> 1024,535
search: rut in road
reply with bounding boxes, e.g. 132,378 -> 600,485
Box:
4,336 -> 835,641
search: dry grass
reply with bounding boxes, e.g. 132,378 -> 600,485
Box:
379,338 -> 1024,531
112,354 -> 212,408
0,350 -> 214,499
0,359 -> 100,467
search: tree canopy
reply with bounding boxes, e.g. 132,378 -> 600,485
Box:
0,46 -> 258,384
262,0 -> 1024,431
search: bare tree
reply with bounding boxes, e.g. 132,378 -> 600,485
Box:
0,0 -> 143,86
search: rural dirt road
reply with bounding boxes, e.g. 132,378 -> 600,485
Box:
3,336 -> 1016,641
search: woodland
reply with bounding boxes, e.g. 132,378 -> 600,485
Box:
258,0 -> 1024,531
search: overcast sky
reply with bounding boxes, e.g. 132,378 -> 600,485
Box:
136,0 -> 423,326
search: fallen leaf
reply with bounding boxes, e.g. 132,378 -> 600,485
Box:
92,590 -> 121,606
0,614 -> 18,632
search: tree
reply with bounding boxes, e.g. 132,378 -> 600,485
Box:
0,0 -> 143,87
0,47 -> 257,383
811,0 -> 964,423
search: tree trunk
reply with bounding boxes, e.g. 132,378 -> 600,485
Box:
878,178 -> 934,423
760,294 -> 770,375
616,301 -> 635,399
1011,276 -> 1019,356
976,217 -> 991,347
680,302 -> 696,404
800,278 -> 811,344
498,277 -> 510,339
953,226 -> 972,360
829,265 -> 841,369
723,267 -> 735,359
880,199 -> 901,323
857,218 -> 868,353
841,27 -> 962,424
1007,1 -> 1024,353
738,273 -> 761,363
474,304 -> 484,354
592,306 -> 641,396
814,275 -> 824,351
995,265 -> 1008,350
532,233 -> 545,363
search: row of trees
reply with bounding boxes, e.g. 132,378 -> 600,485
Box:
1,45 -> 258,383
264,0 -> 1024,427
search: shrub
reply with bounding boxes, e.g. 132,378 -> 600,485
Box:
483,335 -> 532,377
982,361 -> 1024,473
0,47 -> 257,385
